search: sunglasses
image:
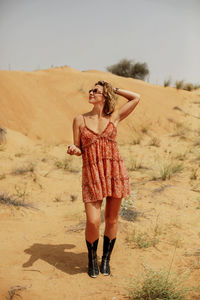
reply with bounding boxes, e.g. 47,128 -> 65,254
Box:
88,88 -> 103,95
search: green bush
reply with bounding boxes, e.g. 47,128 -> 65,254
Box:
106,58 -> 149,81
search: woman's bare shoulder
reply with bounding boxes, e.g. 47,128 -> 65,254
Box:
74,114 -> 84,122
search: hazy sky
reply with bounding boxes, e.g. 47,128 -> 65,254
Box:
0,0 -> 199,85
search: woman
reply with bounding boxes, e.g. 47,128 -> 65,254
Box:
67,80 -> 140,278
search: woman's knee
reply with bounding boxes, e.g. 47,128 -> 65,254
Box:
105,216 -> 118,227
86,215 -> 101,228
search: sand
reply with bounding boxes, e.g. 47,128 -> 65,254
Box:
0,67 -> 200,299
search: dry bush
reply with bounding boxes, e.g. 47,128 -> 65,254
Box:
119,192 -> 140,222
183,83 -> 194,91
193,83 -> 200,89
127,267 -> 197,300
151,161 -> 184,181
127,157 -> 145,171
164,78 -> 171,87
55,157 -> 79,173
126,229 -> 160,248
11,162 -> 35,175
171,122 -> 190,139
148,136 -> 160,147
0,127 -> 7,150
190,167 -> 199,180
175,80 -> 184,89
131,134 -> 143,145
0,191 -> 37,210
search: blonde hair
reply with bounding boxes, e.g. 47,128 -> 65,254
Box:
95,80 -> 118,115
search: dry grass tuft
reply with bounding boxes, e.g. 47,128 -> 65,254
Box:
55,157 -> 79,173
127,267 -> 197,300
7,284 -> 28,300
11,162 -> 35,175
151,161 -> 183,181
148,136 -> 161,147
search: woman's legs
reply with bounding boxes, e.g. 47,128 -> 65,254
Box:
84,200 -> 103,244
104,196 -> 122,239
84,200 -> 103,278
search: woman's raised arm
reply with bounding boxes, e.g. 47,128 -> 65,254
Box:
113,88 -> 141,122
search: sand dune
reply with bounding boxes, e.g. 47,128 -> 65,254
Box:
0,67 -> 192,144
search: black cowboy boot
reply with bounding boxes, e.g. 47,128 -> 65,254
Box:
100,235 -> 116,276
86,238 -> 99,278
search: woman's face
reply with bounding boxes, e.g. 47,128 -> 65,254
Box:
88,85 -> 105,104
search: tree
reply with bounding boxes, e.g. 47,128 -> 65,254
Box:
106,58 -> 149,81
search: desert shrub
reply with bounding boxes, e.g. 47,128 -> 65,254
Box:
148,136 -> 160,147
171,122 -> 188,138
131,135 -> 143,145
175,80 -> 184,89
7,285 -> 27,300
130,62 -> 149,80
190,167 -> 199,180
127,158 -> 144,171
12,163 -> 35,175
183,83 -> 194,91
0,127 -> 7,150
0,127 -> 7,144
160,162 -> 183,180
126,229 -> 159,248
175,80 -> 197,91
151,162 -> 183,181
120,192 -> 140,222
0,192 -> 36,209
164,79 -> 171,87
55,157 -> 79,172
174,152 -> 187,161
106,58 -> 149,81
193,83 -> 200,89
128,267 -> 197,300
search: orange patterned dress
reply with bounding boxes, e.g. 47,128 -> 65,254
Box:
80,115 -> 131,203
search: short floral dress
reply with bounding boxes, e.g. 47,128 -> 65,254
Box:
80,114 -> 131,203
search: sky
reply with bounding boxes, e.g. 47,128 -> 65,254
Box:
0,0 -> 199,85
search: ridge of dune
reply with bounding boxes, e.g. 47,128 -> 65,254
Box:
0,67 -> 195,145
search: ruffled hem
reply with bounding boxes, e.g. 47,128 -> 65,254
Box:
82,175 -> 130,186
82,176 -> 131,203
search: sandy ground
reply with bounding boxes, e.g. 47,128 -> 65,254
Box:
0,67 -> 200,299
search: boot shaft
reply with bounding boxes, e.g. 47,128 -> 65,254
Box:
86,238 -> 99,259
86,238 -> 99,278
102,235 -> 116,261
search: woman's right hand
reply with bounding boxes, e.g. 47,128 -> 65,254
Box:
67,144 -> 82,156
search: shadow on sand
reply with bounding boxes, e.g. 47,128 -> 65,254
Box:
22,243 -> 88,275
